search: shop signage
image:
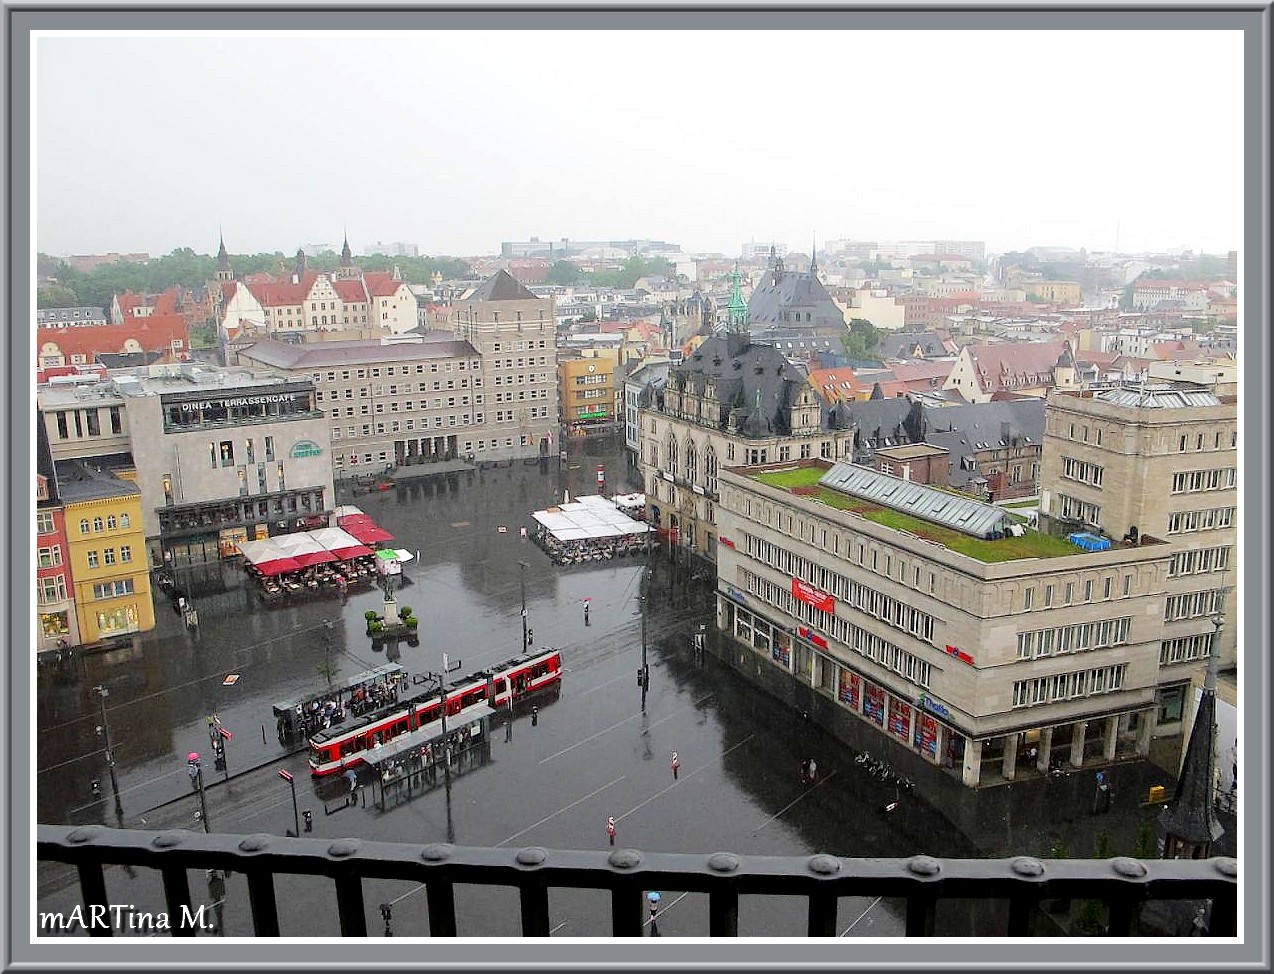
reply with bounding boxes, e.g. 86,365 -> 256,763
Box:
916,692 -> 952,719
290,440 -> 323,459
718,535 -> 736,549
770,639 -> 790,667
578,409 -> 607,419
725,584 -> 747,604
888,699 -> 913,740
838,670 -> 861,710
178,393 -> 297,411
796,625 -> 828,650
863,684 -> 886,725
792,578 -> 834,613
916,713 -> 939,759
944,644 -> 975,666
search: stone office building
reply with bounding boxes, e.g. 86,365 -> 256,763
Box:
37,365 -> 334,566
713,460 -> 1187,789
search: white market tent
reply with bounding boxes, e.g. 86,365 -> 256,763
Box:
531,494 -> 652,543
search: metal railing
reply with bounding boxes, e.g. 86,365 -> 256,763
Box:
38,825 -> 1236,938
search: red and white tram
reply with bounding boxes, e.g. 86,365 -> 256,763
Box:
308,647 -> 562,775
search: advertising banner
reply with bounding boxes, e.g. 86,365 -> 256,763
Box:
792,578 -> 835,613
864,683 -> 885,725
837,670 -> 861,711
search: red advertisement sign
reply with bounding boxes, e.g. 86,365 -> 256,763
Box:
792,578 -> 835,613
916,713 -> 939,759
864,684 -> 885,725
838,670 -> 861,710
944,644 -> 976,666
888,699 -> 912,740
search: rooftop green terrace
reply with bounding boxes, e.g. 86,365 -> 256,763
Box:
750,467 -> 1082,564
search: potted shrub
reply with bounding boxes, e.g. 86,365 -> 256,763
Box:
397,606 -> 412,619
405,616 -> 419,629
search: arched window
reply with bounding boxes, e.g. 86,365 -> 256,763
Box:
685,440 -> 698,486
106,515 -> 117,530
665,433 -> 678,478
705,447 -> 718,494
93,517 -> 104,532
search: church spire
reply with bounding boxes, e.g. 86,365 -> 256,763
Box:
727,262 -> 748,331
215,230 -> 232,282
809,234 -> 818,278
341,229 -> 353,267
1159,613 -> 1226,859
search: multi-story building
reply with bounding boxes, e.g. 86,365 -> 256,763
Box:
746,251 -> 847,336
1039,387 -> 1238,685
37,365 -> 335,567
57,459 -> 155,644
639,271 -> 855,561
623,357 -> 672,467
238,271 -> 560,468
450,270 -> 560,459
560,349 -> 622,437
36,422 -> 78,652
714,460 -> 1185,789
943,340 -> 1077,403
213,237 -> 419,344
36,307 -> 108,328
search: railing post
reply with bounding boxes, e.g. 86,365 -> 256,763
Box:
245,870 -> 280,937
334,874 -> 367,937
904,894 -> 936,937
425,879 -> 458,936
708,890 -> 738,936
160,866 -> 196,937
807,893 -> 837,937
611,887 -> 643,938
75,862 -> 112,938
519,881 -> 550,937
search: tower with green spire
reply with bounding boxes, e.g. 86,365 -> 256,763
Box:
726,263 -> 750,356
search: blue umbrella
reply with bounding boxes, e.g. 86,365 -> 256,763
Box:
647,891 -> 661,905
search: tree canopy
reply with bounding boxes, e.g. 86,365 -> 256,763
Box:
38,248 -> 473,312
842,317 -> 882,360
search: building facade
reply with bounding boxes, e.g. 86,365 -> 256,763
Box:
449,270 -> 560,459
1039,387 -> 1238,685
57,461 -> 155,644
559,349 -> 622,437
37,366 -> 335,567
36,424 -> 79,652
714,461 -> 1188,789
639,271 -> 855,562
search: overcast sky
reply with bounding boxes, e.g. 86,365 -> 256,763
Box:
34,29 -> 1245,260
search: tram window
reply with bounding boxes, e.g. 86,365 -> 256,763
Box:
496,679 -> 507,695
340,741 -> 356,757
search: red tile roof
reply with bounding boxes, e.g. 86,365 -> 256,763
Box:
808,368 -> 869,402
36,314 -> 189,366
363,272 -> 403,297
116,292 -> 144,317
332,280 -> 368,303
960,340 -> 1069,393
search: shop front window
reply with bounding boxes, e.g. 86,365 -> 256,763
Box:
95,605 -> 138,635
41,612 -> 70,637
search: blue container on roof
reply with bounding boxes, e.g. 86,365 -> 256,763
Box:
1067,532 -> 1111,552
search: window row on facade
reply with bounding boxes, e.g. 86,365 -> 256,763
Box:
1160,632 -> 1216,665
1166,507 -> 1235,534
1170,467 -> 1236,494
1015,616 -> 1132,659
52,407 -> 125,440
1168,545 -> 1231,577
1011,664 -> 1128,708
1163,588 -> 1228,622
741,532 -> 938,644
740,569 -> 933,689
1061,456 -> 1104,487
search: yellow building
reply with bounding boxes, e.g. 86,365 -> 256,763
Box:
59,460 -> 155,642
559,349 -> 622,436
1024,280 -> 1082,307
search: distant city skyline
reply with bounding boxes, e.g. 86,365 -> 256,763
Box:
35,30 -> 1244,261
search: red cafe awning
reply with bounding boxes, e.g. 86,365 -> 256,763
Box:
337,514 -> 395,545
256,556 -> 304,577
292,549 -> 338,567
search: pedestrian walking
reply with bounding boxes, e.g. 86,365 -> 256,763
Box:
583,600 -> 590,626
606,815 -> 617,846
671,751 -> 680,780
800,758 -> 810,782
807,758 -> 817,782
647,890 -> 661,927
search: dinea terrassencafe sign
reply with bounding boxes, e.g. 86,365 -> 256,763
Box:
791,578 -> 834,613
289,440 -> 323,459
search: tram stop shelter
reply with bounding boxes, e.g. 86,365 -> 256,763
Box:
366,704 -> 495,811
272,663 -> 406,742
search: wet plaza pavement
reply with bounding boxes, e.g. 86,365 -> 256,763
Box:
34,436 -> 1231,937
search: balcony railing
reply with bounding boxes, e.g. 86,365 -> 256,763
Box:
38,825 -> 1236,937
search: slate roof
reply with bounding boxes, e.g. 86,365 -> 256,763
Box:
746,267 -> 846,331
913,398 -> 1045,488
843,397 -> 915,457
670,334 -> 838,437
464,269 -> 540,302
872,330 -> 956,360
957,340 -> 1069,395
53,458 -> 141,504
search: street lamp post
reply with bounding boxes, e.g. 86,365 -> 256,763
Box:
519,561 -> 529,654
186,752 -> 210,833
278,768 -> 300,837
638,567 -> 650,713
93,685 -> 123,818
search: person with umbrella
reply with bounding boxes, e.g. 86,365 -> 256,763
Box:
647,890 -> 661,934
